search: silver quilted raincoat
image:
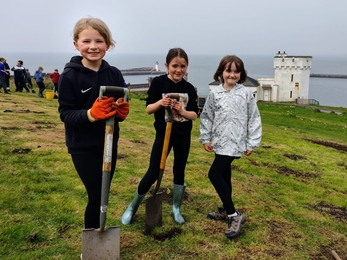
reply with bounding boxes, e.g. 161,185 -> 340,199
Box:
199,84 -> 262,157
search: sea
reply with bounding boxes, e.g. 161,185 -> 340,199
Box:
2,52 -> 347,108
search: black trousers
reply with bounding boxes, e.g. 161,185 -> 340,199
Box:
37,81 -> 45,96
71,151 -> 117,228
138,132 -> 191,195
14,77 -> 27,92
208,154 -> 238,215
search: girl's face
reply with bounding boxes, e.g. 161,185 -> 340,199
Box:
165,56 -> 188,83
222,62 -> 240,89
74,26 -> 109,66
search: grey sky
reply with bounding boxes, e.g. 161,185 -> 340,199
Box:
2,0 -> 346,56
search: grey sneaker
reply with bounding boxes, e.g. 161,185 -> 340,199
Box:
225,211 -> 246,238
207,207 -> 228,220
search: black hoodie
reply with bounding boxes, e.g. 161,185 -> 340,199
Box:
146,74 -> 199,136
58,56 -> 126,154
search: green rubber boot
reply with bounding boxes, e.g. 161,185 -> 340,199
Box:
121,190 -> 144,225
171,184 -> 186,224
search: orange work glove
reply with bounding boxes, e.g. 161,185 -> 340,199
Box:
87,96 -> 117,122
113,98 -> 130,120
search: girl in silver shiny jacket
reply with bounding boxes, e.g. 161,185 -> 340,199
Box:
199,55 -> 262,239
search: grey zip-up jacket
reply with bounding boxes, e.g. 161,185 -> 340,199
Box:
199,83 -> 262,157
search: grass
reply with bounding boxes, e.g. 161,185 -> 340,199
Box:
0,84 -> 347,260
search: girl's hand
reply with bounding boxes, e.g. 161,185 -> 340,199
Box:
172,100 -> 183,114
244,150 -> 252,156
203,143 -> 213,152
161,95 -> 172,107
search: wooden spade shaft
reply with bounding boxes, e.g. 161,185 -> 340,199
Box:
152,121 -> 172,195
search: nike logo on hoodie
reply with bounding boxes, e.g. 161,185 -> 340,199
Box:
81,87 -> 92,93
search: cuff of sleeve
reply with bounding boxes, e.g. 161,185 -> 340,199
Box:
87,109 -> 96,122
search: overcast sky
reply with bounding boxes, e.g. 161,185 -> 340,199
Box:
2,0 -> 346,56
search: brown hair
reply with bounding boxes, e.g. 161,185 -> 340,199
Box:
165,48 -> 189,65
73,17 -> 115,49
213,55 -> 247,84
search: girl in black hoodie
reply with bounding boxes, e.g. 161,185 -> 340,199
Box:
58,17 -> 129,229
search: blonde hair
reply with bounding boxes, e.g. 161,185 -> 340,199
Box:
73,17 -> 116,49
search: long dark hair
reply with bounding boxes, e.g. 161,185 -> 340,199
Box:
166,48 -> 189,65
213,55 -> 247,84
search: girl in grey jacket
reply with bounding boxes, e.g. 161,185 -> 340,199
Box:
199,55 -> 262,239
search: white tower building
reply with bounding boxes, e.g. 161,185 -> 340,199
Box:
258,52 -> 312,103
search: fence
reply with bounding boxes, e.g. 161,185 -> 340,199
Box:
296,99 -> 319,105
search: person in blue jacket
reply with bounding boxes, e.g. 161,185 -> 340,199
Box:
58,17 -> 130,230
34,67 -> 45,97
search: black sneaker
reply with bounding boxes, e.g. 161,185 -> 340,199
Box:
225,211 -> 246,238
207,207 -> 228,220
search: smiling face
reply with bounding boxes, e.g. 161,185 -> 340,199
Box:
74,26 -> 109,69
165,56 -> 188,83
222,62 -> 241,89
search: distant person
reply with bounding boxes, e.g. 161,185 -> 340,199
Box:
121,47 -> 199,225
199,55 -> 262,239
11,60 -> 28,92
2,58 -> 10,93
49,69 -> 60,93
0,57 -> 8,93
25,69 -> 35,93
58,17 -> 129,236
34,66 -> 45,97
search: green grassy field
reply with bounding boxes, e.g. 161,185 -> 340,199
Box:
0,87 -> 347,260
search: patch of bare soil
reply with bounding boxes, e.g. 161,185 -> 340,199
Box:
17,109 -> 44,114
237,220 -> 304,259
337,162 -> 347,171
12,148 -> 32,154
130,139 -> 147,145
117,154 -> 129,159
1,126 -> 20,130
150,227 -> 182,241
304,138 -> 347,152
283,153 -> 306,160
312,201 -> 347,222
276,166 -> 319,179
310,244 -> 347,260
262,145 -> 272,149
265,221 -> 299,258
246,158 -> 260,167
202,220 -> 225,236
32,121 -> 54,129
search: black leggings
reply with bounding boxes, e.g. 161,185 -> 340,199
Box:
208,154 -> 238,215
138,133 -> 191,195
71,151 -> 117,228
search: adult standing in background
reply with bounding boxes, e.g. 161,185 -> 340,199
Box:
49,69 -> 60,94
34,66 -> 46,98
0,57 -> 8,93
3,58 -> 11,93
25,69 -> 35,93
11,60 -> 29,92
